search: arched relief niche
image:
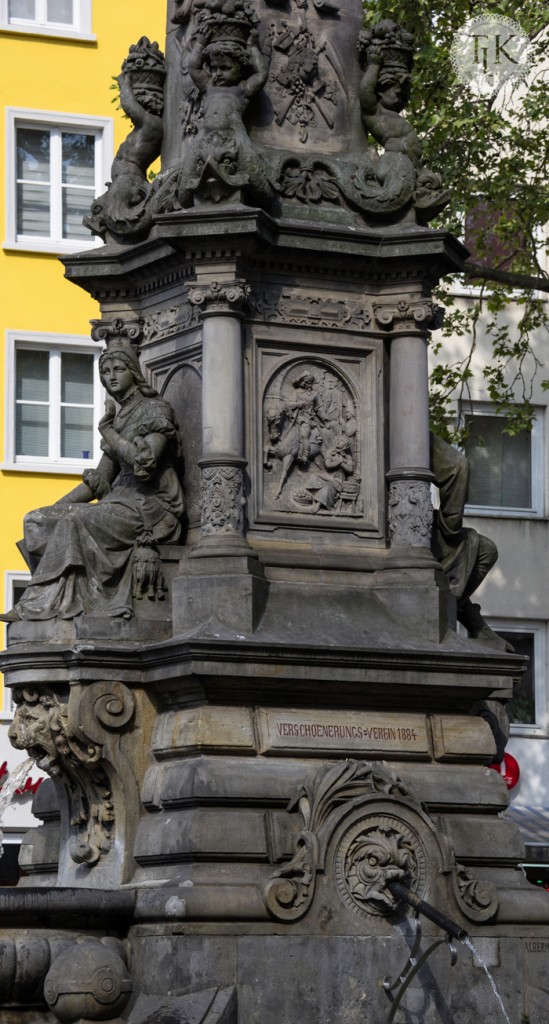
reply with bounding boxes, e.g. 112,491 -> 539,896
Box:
261,358 -> 364,520
161,363 -> 202,530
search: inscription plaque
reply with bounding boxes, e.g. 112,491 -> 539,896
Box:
256,709 -> 429,758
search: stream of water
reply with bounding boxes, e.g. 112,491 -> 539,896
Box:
462,937 -> 512,1024
0,757 -> 36,857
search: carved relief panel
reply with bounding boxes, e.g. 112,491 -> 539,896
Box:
252,334 -> 382,534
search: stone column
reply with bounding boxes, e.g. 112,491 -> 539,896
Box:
189,281 -> 252,558
374,299 -> 442,549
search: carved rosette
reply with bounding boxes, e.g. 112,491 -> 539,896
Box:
334,815 -> 427,919
8,683 -> 135,868
388,479 -> 433,548
373,300 -> 444,335
200,464 -> 246,537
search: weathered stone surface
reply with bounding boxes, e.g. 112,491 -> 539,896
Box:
0,3 -> 546,1023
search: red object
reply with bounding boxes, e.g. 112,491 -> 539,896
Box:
489,752 -> 520,790
0,760 -> 44,798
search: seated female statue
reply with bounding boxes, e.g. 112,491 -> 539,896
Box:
1,342 -> 184,622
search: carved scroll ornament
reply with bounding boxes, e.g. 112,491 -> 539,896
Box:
264,760 -> 410,921
9,683 -> 135,868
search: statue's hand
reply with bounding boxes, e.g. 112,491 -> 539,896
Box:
99,400 -> 116,434
366,46 -> 383,66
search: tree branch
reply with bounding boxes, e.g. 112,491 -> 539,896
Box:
464,262 -> 549,293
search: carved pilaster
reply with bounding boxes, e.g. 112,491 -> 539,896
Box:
388,478 -> 433,548
199,461 -> 246,539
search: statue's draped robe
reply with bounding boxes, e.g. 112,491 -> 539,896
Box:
18,392 -> 184,620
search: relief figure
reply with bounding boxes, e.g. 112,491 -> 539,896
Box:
263,364 -> 361,516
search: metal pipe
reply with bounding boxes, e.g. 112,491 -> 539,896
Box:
387,881 -> 468,942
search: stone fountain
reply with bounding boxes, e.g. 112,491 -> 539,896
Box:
1,2 -> 548,1022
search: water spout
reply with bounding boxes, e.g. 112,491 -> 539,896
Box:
387,880 -> 468,942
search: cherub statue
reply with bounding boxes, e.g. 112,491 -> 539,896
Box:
357,20 -> 421,167
355,20 -> 449,222
85,38 -> 165,241
156,0 -> 273,210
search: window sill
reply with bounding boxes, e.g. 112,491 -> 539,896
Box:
4,238 -> 99,256
2,460 -> 95,475
465,506 -> 543,520
0,24 -> 95,42
509,725 -> 548,739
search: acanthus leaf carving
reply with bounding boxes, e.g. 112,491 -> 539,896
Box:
454,863 -> 499,923
263,760 -> 411,921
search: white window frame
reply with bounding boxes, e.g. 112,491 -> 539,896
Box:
5,108 -> 113,254
2,572 -> 31,717
462,403 -> 545,518
487,619 -> 548,738
0,0 -> 94,41
3,330 -> 103,473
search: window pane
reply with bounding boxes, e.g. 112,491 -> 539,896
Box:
17,182 -> 51,236
16,128 -> 50,182
500,632 -> 536,725
47,0 -> 73,23
9,0 -> 35,19
16,404 -> 49,456
61,352 -> 93,404
62,134 -> 95,186
61,407 -> 93,458
62,186 -> 93,240
465,416 -> 531,508
16,349 -> 49,402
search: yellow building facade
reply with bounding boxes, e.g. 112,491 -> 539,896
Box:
0,2 -> 165,855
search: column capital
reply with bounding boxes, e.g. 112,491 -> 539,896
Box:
373,299 -> 444,335
90,317 -> 144,346
189,280 -> 253,317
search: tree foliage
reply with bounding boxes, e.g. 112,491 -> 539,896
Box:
362,0 -> 549,441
